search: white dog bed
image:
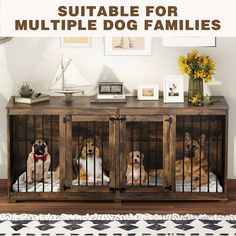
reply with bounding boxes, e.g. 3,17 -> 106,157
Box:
12,172 -> 59,193
13,171 -> 222,193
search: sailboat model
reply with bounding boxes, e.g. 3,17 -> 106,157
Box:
50,55 -> 90,101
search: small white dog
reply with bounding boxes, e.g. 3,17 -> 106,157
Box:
126,151 -> 147,184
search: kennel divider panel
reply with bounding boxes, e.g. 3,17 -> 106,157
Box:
120,115 -> 172,194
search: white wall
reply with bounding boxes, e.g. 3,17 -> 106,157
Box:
0,37 -> 235,179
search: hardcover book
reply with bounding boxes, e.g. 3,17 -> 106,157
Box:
14,94 -> 50,104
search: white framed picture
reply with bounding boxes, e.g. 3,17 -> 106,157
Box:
61,37 -> 91,48
163,75 -> 184,103
137,84 -> 159,101
105,37 -> 152,56
162,37 -> 216,47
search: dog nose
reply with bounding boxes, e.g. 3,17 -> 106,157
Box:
88,149 -> 92,153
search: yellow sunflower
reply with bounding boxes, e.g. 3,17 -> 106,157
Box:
187,49 -> 198,61
193,70 -> 204,79
204,74 -> 212,83
208,59 -> 215,71
181,64 -> 191,75
198,55 -> 208,66
191,94 -> 202,106
178,56 -> 186,67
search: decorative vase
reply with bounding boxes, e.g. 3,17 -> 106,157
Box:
188,77 -> 204,105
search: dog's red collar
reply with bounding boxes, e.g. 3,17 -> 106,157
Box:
33,154 -> 48,162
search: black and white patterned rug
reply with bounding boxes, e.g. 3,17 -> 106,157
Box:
0,213 -> 236,235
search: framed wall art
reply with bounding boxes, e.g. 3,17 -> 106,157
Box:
61,37 -> 91,48
105,37 -> 152,55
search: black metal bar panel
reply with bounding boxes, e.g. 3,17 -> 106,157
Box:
50,116 -> 53,192
155,122 -> 158,187
93,122 -> 96,186
221,116 -> 226,192
101,122 -> 104,186
207,117 -> 211,192
16,116 -> 19,192
191,116 -> 193,192
34,116 -> 36,192
42,115 -> 45,192
131,122 -> 134,186
199,115 -> 202,192
147,122 -> 150,187
182,116 -> 185,192
25,115 -> 28,193
86,122 -> 88,186
77,122 -> 80,187
139,122 -> 142,187
216,116 -> 219,193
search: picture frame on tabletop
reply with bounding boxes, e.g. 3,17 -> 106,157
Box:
137,84 -> 159,101
105,37 -> 152,55
61,37 -> 91,48
163,75 -> 184,103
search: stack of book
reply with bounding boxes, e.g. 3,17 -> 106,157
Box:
14,94 -> 50,104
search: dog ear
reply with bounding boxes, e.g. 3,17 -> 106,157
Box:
44,140 -> 49,146
94,135 -> 101,150
95,135 -> 101,143
200,134 -> 206,146
31,141 -> 35,145
126,152 -> 132,160
141,153 -> 145,161
185,132 -> 191,142
75,146 -> 79,158
79,136 -> 84,144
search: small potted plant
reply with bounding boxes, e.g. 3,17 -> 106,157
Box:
18,81 -> 34,98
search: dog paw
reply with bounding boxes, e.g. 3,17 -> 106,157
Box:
192,183 -> 199,190
88,176 -> 93,182
96,177 -> 102,183
103,175 -> 110,182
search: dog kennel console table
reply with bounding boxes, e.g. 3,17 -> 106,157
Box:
6,96 -> 228,202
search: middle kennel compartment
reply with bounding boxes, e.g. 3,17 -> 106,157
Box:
118,115 -> 174,200
62,115 -> 116,200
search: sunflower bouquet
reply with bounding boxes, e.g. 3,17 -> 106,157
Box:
178,49 -> 215,83
178,50 -> 215,105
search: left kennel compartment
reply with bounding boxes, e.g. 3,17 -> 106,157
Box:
8,114 -> 60,201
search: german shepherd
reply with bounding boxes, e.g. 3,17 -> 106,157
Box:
175,132 -> 208,189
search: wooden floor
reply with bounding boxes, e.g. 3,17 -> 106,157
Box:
0,191 -> 236,215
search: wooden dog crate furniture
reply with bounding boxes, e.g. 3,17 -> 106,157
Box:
6,96 -> 228,202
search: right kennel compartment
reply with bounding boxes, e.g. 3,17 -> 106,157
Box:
175,115 -> 227,194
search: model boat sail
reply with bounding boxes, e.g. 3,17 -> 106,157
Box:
50,55 -> 90,101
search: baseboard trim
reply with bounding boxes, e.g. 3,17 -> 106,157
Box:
0,179 -> 236,193
228,179 -> 236,192
0,179 -> 7,192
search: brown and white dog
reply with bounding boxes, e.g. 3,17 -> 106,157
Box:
126,151 -> 147,184
26,139 -> 51,183
175,132 -> 208,189
73,137 -> 109,182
